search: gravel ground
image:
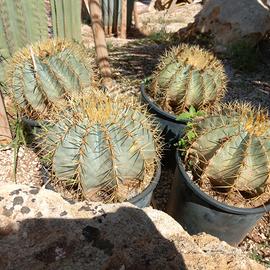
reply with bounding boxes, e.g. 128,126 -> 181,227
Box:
0,146 -> 43,187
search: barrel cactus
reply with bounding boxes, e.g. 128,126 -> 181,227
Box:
40,91 -> 161,203
6,39 -> 96,119
149,44 -> 227,115
185,103 -> 270,199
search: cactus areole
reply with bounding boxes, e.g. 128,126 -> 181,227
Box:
184,103 -> 270,206
6,39 -> 95,119
41,92 -> 161,203
149,44 -> 227,115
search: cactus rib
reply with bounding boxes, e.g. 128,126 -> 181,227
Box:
185,103 -> 270,200
150,44 -> 227,114
6,39 -> 96,119
39,91 -> 161,203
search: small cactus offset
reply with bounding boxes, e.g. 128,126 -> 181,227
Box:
40,91 -> 161,202
6,39 -> 96,119
185,103 -> 270,198
150,44 -> 227,115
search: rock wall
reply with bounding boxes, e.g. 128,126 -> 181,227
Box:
0,184 -> 265,270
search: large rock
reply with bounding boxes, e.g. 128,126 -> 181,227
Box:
0,184 -> 265,270
195,0 -> 270,47
139,3 -> 202,34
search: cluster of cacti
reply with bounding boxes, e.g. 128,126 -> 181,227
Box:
185,103 -> 270,197
40,91 -> 161,202
0,0 -> 160,204
50,0 -> 82,42
149,44 -> 227,115
0,0 -> 48,59
6,39 -> 96,119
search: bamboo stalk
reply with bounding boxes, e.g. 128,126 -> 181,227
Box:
0,91 -> 12,145
120,0 -> 127,39
88,0 -> 112,89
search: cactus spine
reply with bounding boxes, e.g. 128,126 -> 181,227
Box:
150,44 -> 227,115
6,39 -> 96,119
185,103 -> 270,198
40,91 -> 161,202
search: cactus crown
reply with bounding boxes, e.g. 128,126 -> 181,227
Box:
6,39 -> 96,119
39,91 -> 161,203
184,103 -> 270,206
150,44 -> 227,115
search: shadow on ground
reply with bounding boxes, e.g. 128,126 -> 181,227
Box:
0,206 -> 187,270
109,38 -> 168,82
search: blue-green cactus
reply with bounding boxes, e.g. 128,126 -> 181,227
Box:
40,91 -> 161,202
6,39 -> 96,118
185,103 -> 270,199
150,44 -> 227,115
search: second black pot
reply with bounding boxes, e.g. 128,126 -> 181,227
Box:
140,84 -> 186,168
167,151 -> 270,246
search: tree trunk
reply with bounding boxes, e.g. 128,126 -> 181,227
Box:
0,92 -> 12,145
88,0 -> 112,89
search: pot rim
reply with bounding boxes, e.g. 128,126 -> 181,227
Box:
175,150 -> 270,214
128,162 -> 161,204
140,83 -> 187,124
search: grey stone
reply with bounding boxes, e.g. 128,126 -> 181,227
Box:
0,184 -> 265,270
195,0 -> 270,47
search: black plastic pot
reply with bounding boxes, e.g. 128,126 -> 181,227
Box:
140,84 -> 186,167
167,151 -> 270,246
45,163 -> 161,209
140,83 -> 186,144
128,163 -> 161,208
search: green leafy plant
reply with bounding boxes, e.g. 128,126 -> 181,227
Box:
184,102 -> 270,202
176,105 -> 205,121
178,122 -> 197,150
39,90 -> 161,203
149,44 -> 227,115
11,117 -> 26,182
6,39 -> 96,119
177,106 -> 204,150
5,115 -> 32,182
